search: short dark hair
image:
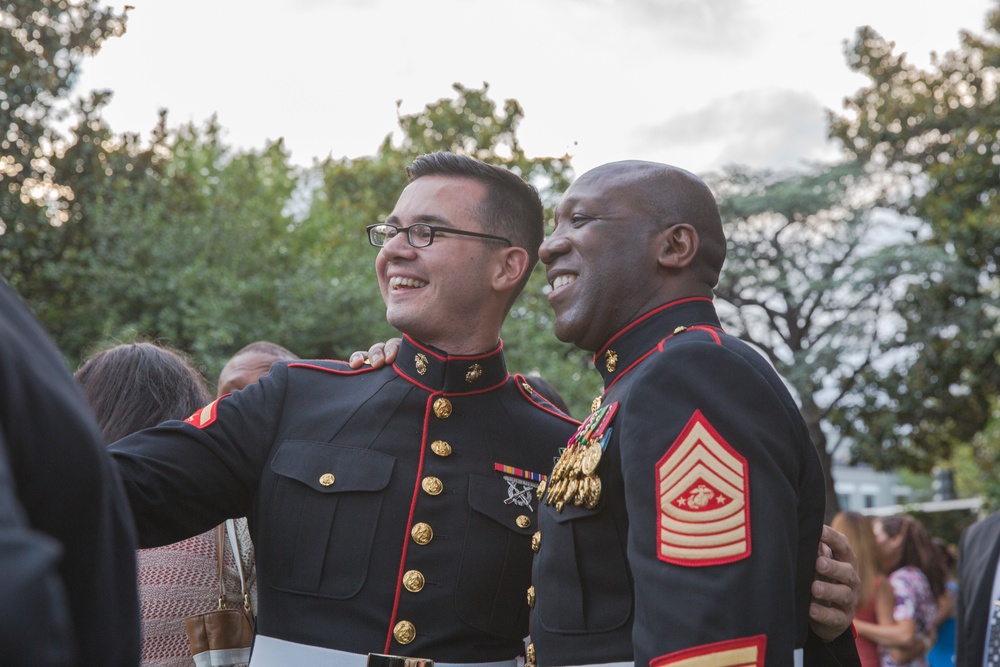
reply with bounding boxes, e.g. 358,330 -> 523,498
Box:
230,341 -> 298,361
75,342 -> 212,443
407,152 -> 545,293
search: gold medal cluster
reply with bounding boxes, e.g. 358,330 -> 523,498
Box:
539,405 -> 611,512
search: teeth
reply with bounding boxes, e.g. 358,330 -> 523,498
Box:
389,276 -> 428,289
551,274 -> 577,290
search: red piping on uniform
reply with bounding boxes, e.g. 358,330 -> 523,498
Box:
405,335 -> 506,361
593,297 -> 712,364
513,375 -> 580,426
384,394 -> 433,652
393,366 -> 510,395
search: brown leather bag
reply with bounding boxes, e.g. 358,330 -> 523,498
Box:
184,520 -> 255,667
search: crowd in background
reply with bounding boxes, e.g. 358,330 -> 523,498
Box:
834,511 -> 959,667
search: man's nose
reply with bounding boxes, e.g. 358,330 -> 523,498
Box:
539,232 -> 570,264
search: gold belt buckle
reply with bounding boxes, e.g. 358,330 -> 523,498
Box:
367,653 -> 434,667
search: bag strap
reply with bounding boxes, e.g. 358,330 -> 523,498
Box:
214,523 -> 226,609
225,518 -> 253,614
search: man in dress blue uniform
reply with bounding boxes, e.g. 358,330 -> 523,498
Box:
527,160 -> 859,667
355,160 -> 860,666
108,153 -> 578,666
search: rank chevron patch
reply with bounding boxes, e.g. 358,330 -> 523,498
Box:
656,410 -> 750,567
650,635 -> 766,667
184,397 -> 222,429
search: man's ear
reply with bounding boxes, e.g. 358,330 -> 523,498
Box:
658,224 -> 699,270
492,246 -> 531,292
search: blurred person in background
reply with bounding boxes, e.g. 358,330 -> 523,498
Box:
857,514 -> 948,667
955,509 -> 1000,667
217,341 -> 298,397
834,511 -> 896,667
76,341 -> 256,667
926,538 -> 957,667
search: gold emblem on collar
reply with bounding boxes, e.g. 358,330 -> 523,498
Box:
605,349 -> 618,373
414,353 -> 428,375
465,363 -> 482,383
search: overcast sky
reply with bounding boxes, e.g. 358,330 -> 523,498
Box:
76,0 -> 996,177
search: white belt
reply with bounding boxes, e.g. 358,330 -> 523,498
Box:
250,635 -> 520,667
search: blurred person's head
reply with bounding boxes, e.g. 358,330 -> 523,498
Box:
217,341 -> 298,397
873,514 -> 948,597
75,341 -> 211,442
831,511 -> 880,608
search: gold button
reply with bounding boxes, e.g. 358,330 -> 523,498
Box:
319,473 -> 335,487
403,570 -> 425,593
526,642 -> 536,663
531,531 -> 541,553
411,522 -> 433,545
432,397 -> 452,418
393,620 -> 416,644
421,476 -> 443,496
516,515 -> 531,529
526,585 -> 535,608
431,440 -> 452,457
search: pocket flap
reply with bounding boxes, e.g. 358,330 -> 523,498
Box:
468,473 -> 538,536
271,440 -> 395,493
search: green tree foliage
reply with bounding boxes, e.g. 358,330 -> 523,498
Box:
828,4 -> 1000,483
711,161 -> 959,517
1,0 -> 127,288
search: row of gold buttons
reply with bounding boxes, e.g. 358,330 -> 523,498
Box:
394,411 -> 453,645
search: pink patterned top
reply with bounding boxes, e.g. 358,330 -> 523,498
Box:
138,519 -> 257,667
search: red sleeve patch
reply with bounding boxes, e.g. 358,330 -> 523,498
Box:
650,634 -> 766,667
184,396 -> 224,429
656,410 -> 750,567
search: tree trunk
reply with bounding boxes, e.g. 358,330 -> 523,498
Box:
800,398 -> 838,523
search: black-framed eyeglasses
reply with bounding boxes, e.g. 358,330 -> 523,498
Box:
367,223 -> 512,248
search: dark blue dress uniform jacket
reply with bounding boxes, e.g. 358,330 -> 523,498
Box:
530,298 -> 860,667
109,336 -> 576,662
0,279 -> 141,666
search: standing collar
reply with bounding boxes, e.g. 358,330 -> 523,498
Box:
593,297 -> 721,386
393,335 -> 509,394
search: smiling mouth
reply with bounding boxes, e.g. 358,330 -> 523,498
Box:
389,276 -> 428,289
550,274 -> 577,292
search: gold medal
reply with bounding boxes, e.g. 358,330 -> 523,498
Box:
580,440 -> 603,476
585,475 -> 601,509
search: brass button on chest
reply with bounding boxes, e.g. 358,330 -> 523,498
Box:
516,515 -> 531,529
432,398 -> 452,418
526,585 -> 535,608
393,620 -> 416,644
319,473 -> 335,487
430,440 -> 452,457
411,522 -> 433,545
421,476 -> 443,496
403,570 -> 425,593
531,531 -> 541,553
